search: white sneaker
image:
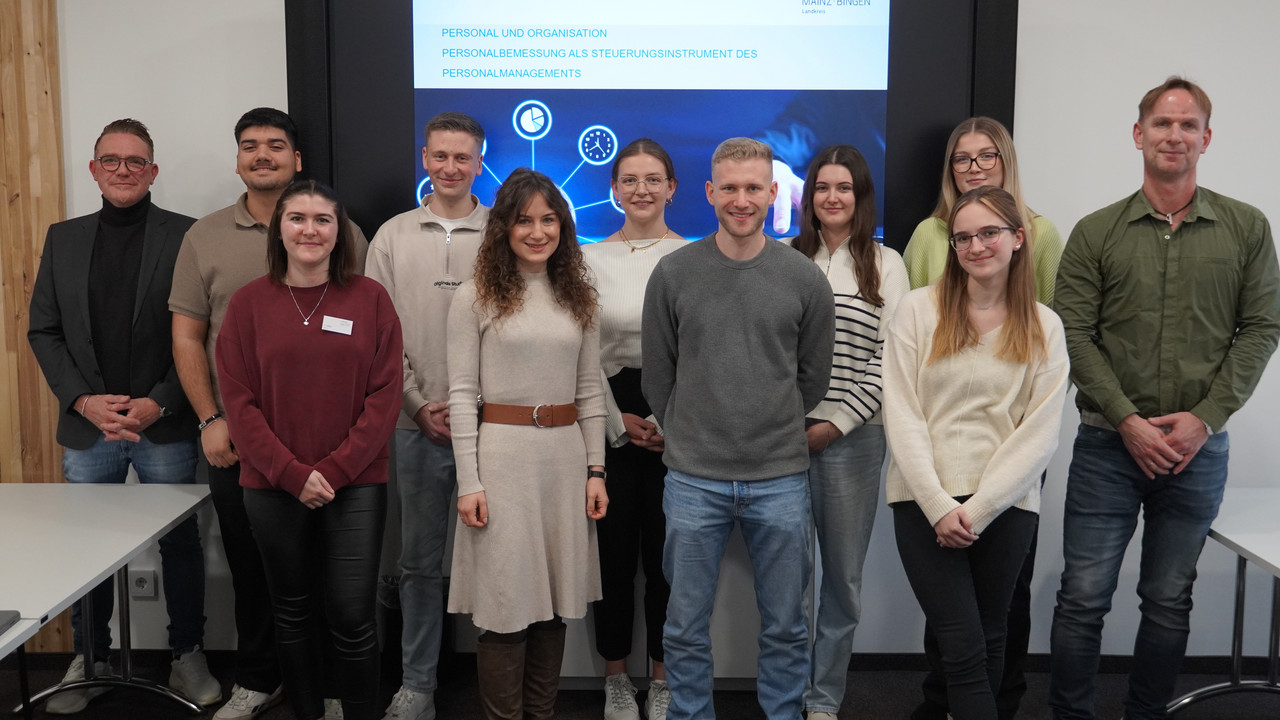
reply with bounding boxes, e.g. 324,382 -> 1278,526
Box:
213,684 -> 284,719
45,655 -> 112,715
644,680 -> 672,720
325,698 -> 345,720
604,673 -> 640,720
382,686 -> 435,720
170,645 -> 223,706
806,713 -> 838,720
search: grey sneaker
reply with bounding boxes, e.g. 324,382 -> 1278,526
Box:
325,698 -> 345,720
644,679 -> 672,720
806,713 -> 838,720
45,655 -> 112,715
170,645 -> 223,706
213,684 -> 284,719
604,673 -> 640,720
382,686 -> 435,720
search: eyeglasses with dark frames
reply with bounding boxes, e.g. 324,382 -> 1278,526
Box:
950,152 -> 1001,172
949,225 -> 1015,250
96,156 -> 153,173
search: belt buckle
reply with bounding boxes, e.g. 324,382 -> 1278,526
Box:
532,403 -> 548,428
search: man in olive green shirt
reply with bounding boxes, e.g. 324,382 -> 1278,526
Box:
1048,77 -> 1280,720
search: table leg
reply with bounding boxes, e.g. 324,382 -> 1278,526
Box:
1167,554 -> 1280,714
1230,553 -> 1246,685
16,644 -> 32,720
16,564 -> 204,715
1269,576 -> 1280,686
116,565 -> 133,681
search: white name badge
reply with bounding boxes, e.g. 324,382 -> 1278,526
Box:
321,315 -> 353,335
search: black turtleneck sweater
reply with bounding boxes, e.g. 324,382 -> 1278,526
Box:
89,193 -> 150,395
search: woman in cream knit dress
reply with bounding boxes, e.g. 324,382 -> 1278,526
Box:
446,168 -> 607,720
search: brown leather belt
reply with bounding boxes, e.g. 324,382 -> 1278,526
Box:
480,401 -> 577,428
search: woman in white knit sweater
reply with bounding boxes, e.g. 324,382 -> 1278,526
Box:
883,185 -> 1069,720
789,144 -> 908,720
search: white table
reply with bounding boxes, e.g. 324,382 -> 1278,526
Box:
1168,487 -> 1280,713
0,483 -> 211,716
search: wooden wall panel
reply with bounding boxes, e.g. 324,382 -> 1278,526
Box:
1,0 -> 72,651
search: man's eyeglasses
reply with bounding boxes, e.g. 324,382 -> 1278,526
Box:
950,152 -> 1001,172
617,176 -> 668,192
96,156 -> 153,173
949,225 -> 1015,250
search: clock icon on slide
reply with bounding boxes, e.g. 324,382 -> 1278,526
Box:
578,125 -> 618,165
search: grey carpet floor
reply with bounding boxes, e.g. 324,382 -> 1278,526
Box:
3,651 -> 1279,718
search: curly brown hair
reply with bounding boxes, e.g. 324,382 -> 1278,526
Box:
474,168 -> 596,328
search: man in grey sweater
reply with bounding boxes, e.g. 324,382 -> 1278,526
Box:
641,137 -> 835,720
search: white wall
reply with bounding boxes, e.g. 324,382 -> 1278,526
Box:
58,0 -> 287,651
54,0 -> 1280,663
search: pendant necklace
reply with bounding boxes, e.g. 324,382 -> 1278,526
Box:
619,227 -> 669,253
287,281 -> 329,326
1154,195 -> 1194,226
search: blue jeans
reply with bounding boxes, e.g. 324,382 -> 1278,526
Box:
62,435 -> 203,658
396,429 -> 455,694
662,469 -> 812,720
805,424 -> 884,715
1049,424 -> 1229,720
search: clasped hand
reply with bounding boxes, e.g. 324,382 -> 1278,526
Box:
934,507 -> 979,549
82,394 -> 162,442
1117,412 -> 1208,479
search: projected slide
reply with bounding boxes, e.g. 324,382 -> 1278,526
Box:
414,0 -> 890,242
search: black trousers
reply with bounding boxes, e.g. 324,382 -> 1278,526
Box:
207,459 -> 282,693
914,476 -> 1045,720
592,367 -> 670,664
245,483 -> 386,720
895,501 -> 1036,720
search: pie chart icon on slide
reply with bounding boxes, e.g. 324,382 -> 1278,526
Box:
513,100 -> 552,141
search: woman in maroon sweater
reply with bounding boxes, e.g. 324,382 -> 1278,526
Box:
216,180 -> 402,720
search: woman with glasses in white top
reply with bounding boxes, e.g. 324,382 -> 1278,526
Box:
582,138 -> 688,720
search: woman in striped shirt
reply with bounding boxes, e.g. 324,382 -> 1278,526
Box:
790,144 -> 909,720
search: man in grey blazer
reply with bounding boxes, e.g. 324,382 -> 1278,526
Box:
27,118 -> 220,715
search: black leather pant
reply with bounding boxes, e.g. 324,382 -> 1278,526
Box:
245,483 -> 386,720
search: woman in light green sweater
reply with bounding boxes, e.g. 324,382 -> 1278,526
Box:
903,116 -> 1063,306
884,186 -> 1068,720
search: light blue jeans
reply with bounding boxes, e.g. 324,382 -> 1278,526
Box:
395,429 -> 456,695
805,424 -> 885,715
63,435 -> 203,658
663,469 -> 812,720
1049,424 -> 1229,720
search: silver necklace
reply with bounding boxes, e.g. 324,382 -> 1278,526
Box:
287,281 -> 329,325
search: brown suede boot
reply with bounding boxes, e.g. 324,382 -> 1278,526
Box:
522,620 -> 566,720
477,634 -> 526,720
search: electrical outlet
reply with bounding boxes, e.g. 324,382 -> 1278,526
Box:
128,568 -> 158,599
